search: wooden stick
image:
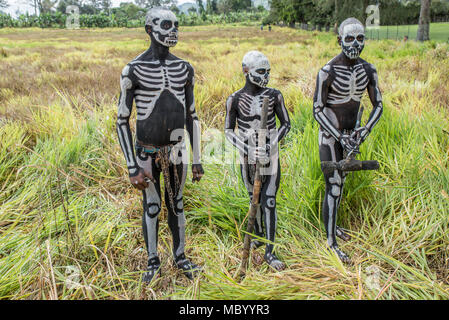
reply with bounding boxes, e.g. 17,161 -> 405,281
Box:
237,97 -> 269,280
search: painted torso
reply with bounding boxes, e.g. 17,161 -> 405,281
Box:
128,53 -> 191,146
327,63 -> 369,105
324,59 -> 371,130
232,88 -> 278,142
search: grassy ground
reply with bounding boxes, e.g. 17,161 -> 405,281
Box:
0,25 -> 448,300
365,22 -> 449,42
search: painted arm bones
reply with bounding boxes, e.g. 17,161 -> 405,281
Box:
224,91 -> 290,156
184,65 -> 201,165
224,95 -> 249,154
352,65 -> 383,143
313,67 -> 342,142
116,65 -> 139,177
269,92 -> 291,150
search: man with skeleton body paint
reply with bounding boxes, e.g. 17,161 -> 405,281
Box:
313,18 -> 383,263
116,8 -> 204,282
225,51 -> 291,270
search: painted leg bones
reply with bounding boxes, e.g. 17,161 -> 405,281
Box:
313,17 -> 383,264
116,8 -> 203,283
225,51 -> 291,271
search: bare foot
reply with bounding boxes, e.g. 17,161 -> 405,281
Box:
329,245 -> 351,264
264,253 -> 285,271
336,226 -> 351,241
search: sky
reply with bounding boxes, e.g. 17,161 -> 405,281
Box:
3,0 -> 194,17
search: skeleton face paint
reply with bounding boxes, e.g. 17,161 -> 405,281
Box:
339,20 -> 365,60
242,51 -> 271,88
146,9 -> 178,47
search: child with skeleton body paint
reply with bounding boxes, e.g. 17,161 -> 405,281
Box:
116,8 -> 204,283
313,18 -> 383,263
225,51 -> 291,270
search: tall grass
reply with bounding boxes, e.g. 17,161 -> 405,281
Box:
0,26 -> 448,299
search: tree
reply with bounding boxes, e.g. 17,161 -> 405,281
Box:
211,0 -> 218,13
196,0 -> 205,13
417,0 -> 431,41
135,0 -> 178,9
101,0 -> 112,13
25,0 -> 39,15
169,3 -> 180,14
188,6 -> 197,14
39,0 -> 58,13
56,0 -> 82,14
0,0 -> 9,10
114,2 -> 144,19
217,0 -> 232,13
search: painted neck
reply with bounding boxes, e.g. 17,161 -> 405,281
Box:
339,52 -> 359,66
149,38 -> 170,61
243,77 -> 265,96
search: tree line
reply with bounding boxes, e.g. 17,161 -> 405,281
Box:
0,0 -> 447,36
0,1 -> 264,27
266,0 -> 449,27
0,0 -> 269,28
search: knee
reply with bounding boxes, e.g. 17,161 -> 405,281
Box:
326,170 -> 344,197
175,196 -> 183,211
145,203 -> 161,219
265,196 -> 276,209
167,195 -> 184,216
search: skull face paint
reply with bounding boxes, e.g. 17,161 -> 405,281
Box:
242,51 -> 271,88
146,8 -> 178,47
339,18 -> 365,60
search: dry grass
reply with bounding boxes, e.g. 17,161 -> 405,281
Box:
0,25 -> 448,300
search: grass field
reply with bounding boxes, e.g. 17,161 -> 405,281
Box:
365,22 -> 449,42
0,25 -> 448,300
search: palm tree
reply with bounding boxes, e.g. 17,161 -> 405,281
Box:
417,0 -> 431,41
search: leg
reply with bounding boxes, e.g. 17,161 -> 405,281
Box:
240,156 -> 264,249
137,151 -> 162,282
260,159 -> 284,270
165,147 -> 200,280
319,129 -> 351,264
335,173 -> 351,241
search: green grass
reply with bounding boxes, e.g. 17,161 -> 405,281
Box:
0,26 -> 448,300
366,22 -> 449,42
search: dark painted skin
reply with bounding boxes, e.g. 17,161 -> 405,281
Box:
225,70 -> 291,270
129,25 -> 204,191
313,33 -> 383,263
317,52 -> 381,134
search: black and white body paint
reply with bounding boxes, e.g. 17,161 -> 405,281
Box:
313,18 -> 383,263
339,18 -> 365,60
225,51 -> 291,270
242,50 -> 271,88
116,8 -> 203,281
146,8 -> 179,47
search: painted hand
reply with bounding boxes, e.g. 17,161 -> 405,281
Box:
248,146 -> 269,164
339,134 -> 358,153
129,167 -> 155,190
192,164 -> 204,183
350,126 -> 369,145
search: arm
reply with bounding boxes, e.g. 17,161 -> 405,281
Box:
354,64 -> 383,143
116,65 -> 138,176
184,63 -> 204,182
116,65 -> 152,189
269,90 -> 291,150
224,95 -> 249,155
312,66 -> 343,141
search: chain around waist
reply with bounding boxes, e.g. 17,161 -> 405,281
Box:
135,140 -> 177,154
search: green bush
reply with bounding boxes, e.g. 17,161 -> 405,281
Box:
0,10 -> 268,29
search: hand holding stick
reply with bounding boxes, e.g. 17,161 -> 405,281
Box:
237,97 -> 269,280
